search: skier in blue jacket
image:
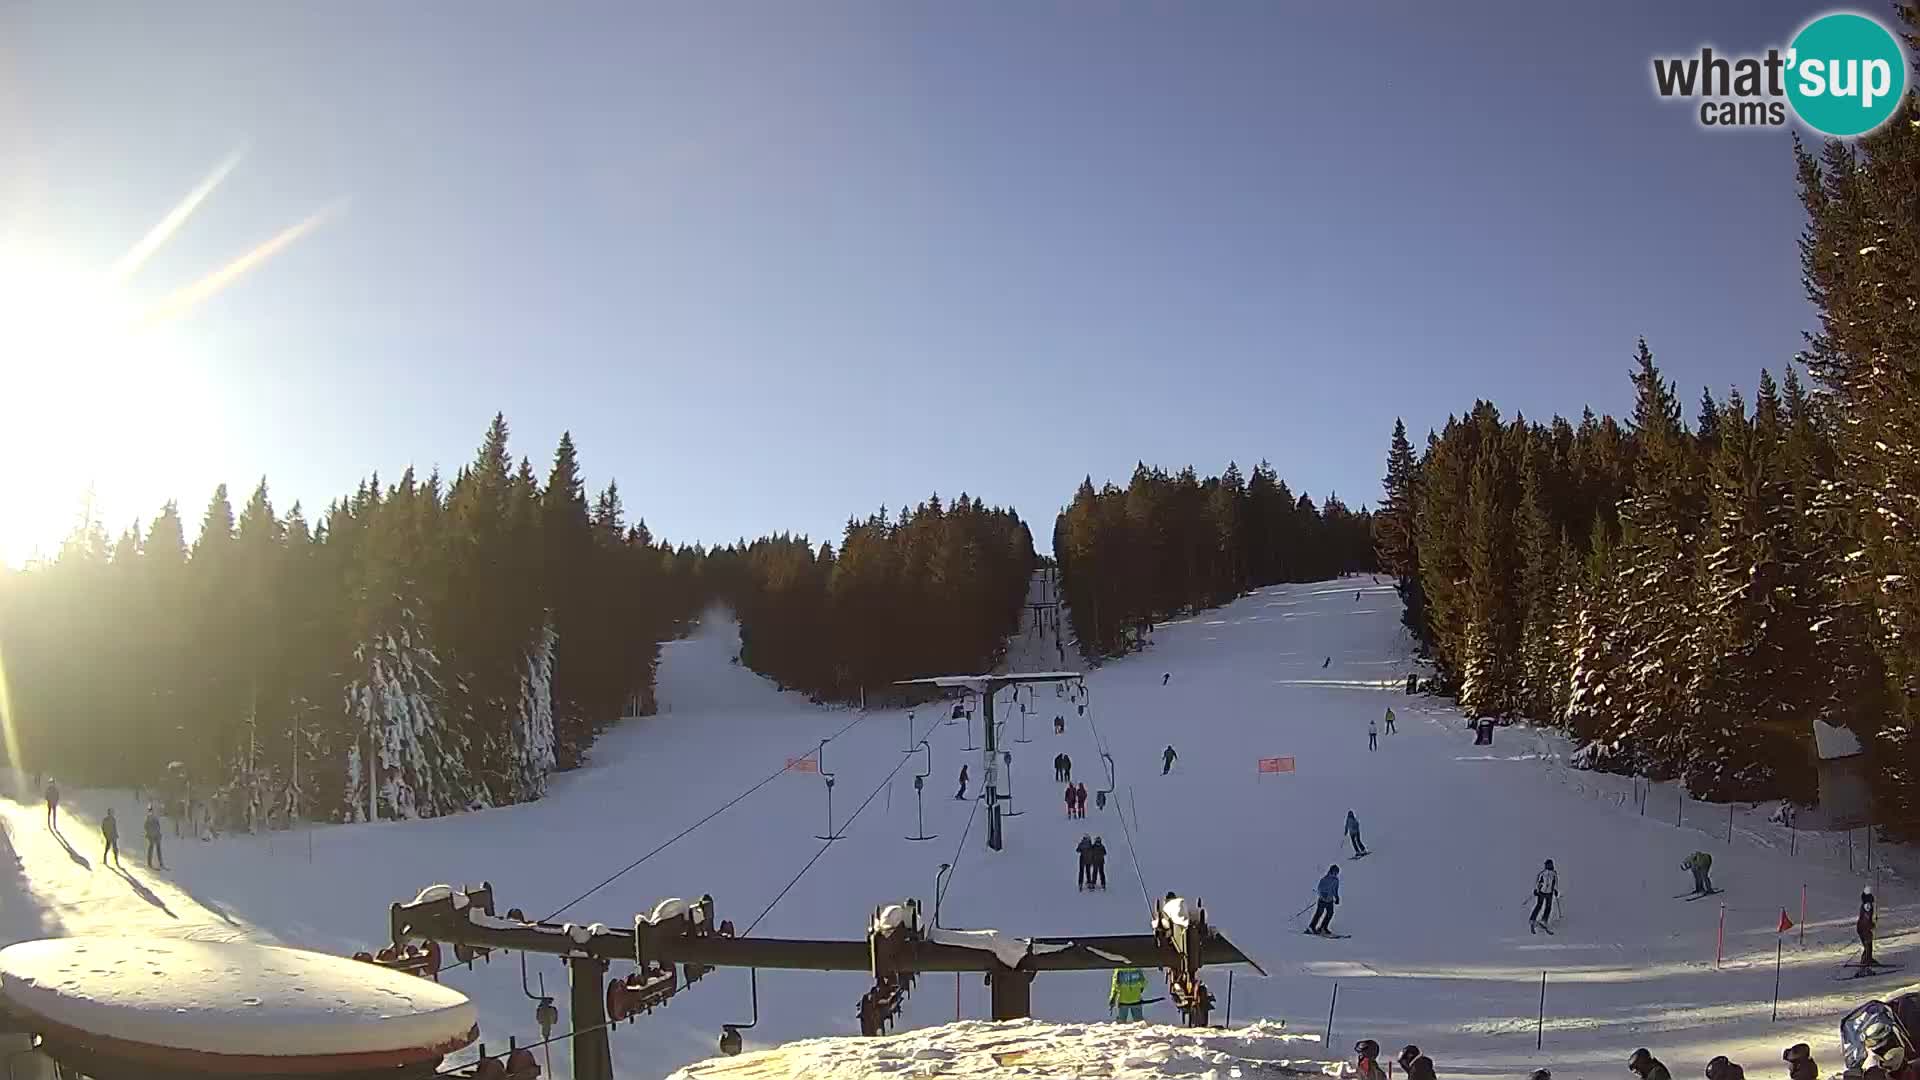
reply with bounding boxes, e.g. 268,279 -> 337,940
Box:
1309,865 -> 1341,935
1344,810 -> 1368,857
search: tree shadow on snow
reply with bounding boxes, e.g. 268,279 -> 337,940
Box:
111,867 -> 176,919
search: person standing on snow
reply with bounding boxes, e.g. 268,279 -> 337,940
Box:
1323,656 -> 1332,668
1344,810 -> 1368,857
1075,782 -> 1089,817
1368,718 -> 1378,751
100,808 -> 120,867
1062,754 -> 1073,783
1309,865 -> 1341,935
1162,673 -> 1170,686
1162,746 -> 1177,775
1530,859 -> 1558,933
144,805 -> 165,870
1054,714 -> 1066,735
1384,707 -> 1396,735
1077,834 -> 1094,891
955,765 -> 969,801
1352,1040 -> 1388,1080
1109,965 -> 1148,1021
44,778 -> 59,829
1090,836 -> 1108,890
1860,885 -> 1879,966
1053,754 -> 1066,782
1682,850 -> 1715,895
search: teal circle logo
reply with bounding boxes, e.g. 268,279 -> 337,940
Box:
1786,12 -> 1907,137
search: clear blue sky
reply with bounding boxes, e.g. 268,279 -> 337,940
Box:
1,1 -> 1841,560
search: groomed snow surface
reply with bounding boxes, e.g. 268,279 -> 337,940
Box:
1,578 -> 1913,1078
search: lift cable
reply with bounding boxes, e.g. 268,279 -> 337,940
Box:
1078,684 -> 1153,910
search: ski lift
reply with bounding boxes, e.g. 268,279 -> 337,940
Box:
1095,751 -> 1116,812
718,969 -> 758,1056
905,743 -> 938,841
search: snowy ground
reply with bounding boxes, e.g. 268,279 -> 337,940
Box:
0,577 -> 1910,1079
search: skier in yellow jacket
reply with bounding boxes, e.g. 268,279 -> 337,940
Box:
1109,966 -> 1148,1022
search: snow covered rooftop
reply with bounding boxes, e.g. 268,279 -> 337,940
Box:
667,1018 -> 1322,1078
0,938 -> 477,1061
1814,719 -> 1864,760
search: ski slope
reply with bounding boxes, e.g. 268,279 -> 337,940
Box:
1,578 -> 1909,1078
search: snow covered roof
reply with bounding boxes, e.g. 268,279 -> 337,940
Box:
667,1018 -> 1321,1078
1814,719 -> 1864,760
0,939 -> 477,1062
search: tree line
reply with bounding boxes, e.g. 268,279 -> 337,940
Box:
1054,461 -> 1378,659
1378,39 -> 1919,819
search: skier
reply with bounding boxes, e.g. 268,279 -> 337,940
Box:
1683,850 -> 1715,896
1861,885 -> 1879,966
1054,714 -> 1065,735
1368,719 -> 1378,752
1066,783 -> 1078,819
1352,1040 -> 1388,1080
1628,1049 -> 1673,1080
1053,754 -> 1066,782
1062,754 -> 1073,783
1109,965 -> 1148,1021
43,778 -> 59,829
1309,864 -> 1340,935
1076,782 -> 1089,818
1530,859 -> 1558,933
1784,1044 -> 1818,1080
1356,591 -> 1361,602
1076,834 -> 1093,891
955,765 -> 969,801
1396,1046 -> 1424,1078
1162,746 -> 1177,775
1089,836 -> 1108,890
1323,656 -> 1331,669
1162,673 -> 1171,686
1384,707 -> 1396,735
100,808 -> 120,868
1344,810 -> 1368,857
144,805 -> 165,870
1707,1056 -> 1747,1080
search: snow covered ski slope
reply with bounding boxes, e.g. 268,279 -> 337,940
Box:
2,579 -> 1911,1078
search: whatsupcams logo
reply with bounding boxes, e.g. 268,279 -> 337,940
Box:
1651,11 -> 1907,136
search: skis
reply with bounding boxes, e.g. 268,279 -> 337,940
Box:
1303,929 -> 1352,939
1839,965 -> 1905,981
1350,851 -> 1371,860
1675,889 -> 1724,901
1530,922 -> 1556,935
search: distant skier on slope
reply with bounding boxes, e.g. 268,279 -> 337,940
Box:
1860,885 -> 1879,966
1089,836 -> 1108,890
1054,714 -> 1066,735
1077,834 -> 1093,891
1344,810 -> 1368,857
1384,707 -> 1396,735
955,765 -> 969,801
1162,746 -> 1178,775
1308,865 -> 1340,935
1162,673 -> 1171,686
100,808 -> 120,868
1530,859 -> 1558,933
1368,719 -> 1378,752
144,805 -> 165,870
43,778 -> 59,829
1075,782 -> 1089,817
1323,656 -> 1332,669
1065,783 -> 1078,819
1682,850 -> 1715,896
1062,754 -> 1072,782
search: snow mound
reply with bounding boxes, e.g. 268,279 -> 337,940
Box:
0,938 -> 477,1058
667,1018 -> 1322,1078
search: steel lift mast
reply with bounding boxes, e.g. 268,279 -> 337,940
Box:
894,672 -> 1082,851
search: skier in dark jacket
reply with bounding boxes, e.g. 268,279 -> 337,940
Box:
144,805 -> 165,869
1309,865 -> 1340,934
1062,754 -> 1072,783
1784,1043 -> 1817,1080
1065,783 -> 1078,819
1053,754 -> 1065,782
1089,837 -> 1108,890
955,765 -> 968,800
1628,1048 -> 1672,1080
1706,1056 -> 1746,1080
44,779 -> 59,828
1861,885 -> 1879,966
1162,746 -> 1177,775
1397,1046 -> 1423,1077
1405,1056 -> 1437,1080
100,808 -> 120,867
1076,835 -> 1094,890
1075,783 -> 1088,817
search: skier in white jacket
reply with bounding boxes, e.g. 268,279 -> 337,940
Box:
1530,859 -> 1558,933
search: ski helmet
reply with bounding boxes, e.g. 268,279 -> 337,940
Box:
1355,1040 -> 1380,1058
1630,1048 -> 1655,1074
1328,864 -> 1340,875
1866,884 -> 1876,897
1545,859 -> 1555,870
1784,1045 -> 1812,1064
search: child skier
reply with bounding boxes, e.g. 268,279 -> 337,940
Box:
1309,865 -> 1340,935
1530,859 -> 1558,933
1682,850 -> 1714,895
1344,810 -> 1368,856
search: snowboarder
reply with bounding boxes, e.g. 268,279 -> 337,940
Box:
1076,834 -> 1093,890
1089,836 -> 1108,890
144,805 -> 165,870
1530,859 -> 1558,933
43,778 -> 59,829
1368,719 -> 1378,751
955,765 -> 969,801
1352,1040 -> 1388,1080
1861,885 -> 1879,966
1162,746 -> 1177,775
1345,810 -> 1368,857
1706,1056 -> 1747,1080
1309,864 -> 1340,935
100,808 -> 119,867
1683,850 -> 1715,896
1109,965 -> 1148,1021
1784,1045 -> 1817,1080
1384,707 -> 1396,735
1162,673 -> 1170,686
1628,1049 -> 1672,1080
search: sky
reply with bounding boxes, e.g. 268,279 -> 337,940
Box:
0,1 -> 1858,565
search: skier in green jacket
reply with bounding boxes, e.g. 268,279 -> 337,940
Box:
1109,966 -> 1148,1022
1682,851 -> 1714,896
